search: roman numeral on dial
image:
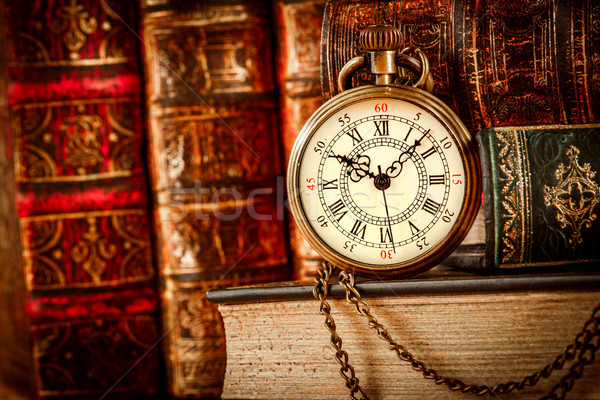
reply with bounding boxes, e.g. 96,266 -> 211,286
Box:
428,175 -> 444,185
322,178 -> 338,190
350,219 -> 367,239
346,128 -> 363,145
404,126 -> 413,142
422,198 -> 441,215
408,221 -> 420,236
373,120 -> 389,136
328,199 -> 347,222
380,227 -> 393,243
421,147 -> 437,159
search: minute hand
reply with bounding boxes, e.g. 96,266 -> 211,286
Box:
386,129 -> 430,178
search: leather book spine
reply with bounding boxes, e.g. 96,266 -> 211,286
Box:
476,124 -> 600,269
273,0 -> 326,279
0,0 -> 161,398
321,0 -> 600,132
140,1 -> 290,397
0,2 -> 31,394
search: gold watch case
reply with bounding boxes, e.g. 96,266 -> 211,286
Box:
287,83 -> 481,278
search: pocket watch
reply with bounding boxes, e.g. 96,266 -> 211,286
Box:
287,25 -> 481,278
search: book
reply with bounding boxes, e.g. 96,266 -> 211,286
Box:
0,381 -> 26,400
139,0 -> 291,397
272,0 -> 326,280
443,124 -> 600,270
208,266 -> 600,399
0,0 -> 161,398
320,0 -> 600,131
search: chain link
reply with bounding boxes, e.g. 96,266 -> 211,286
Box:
314,262 -> 370,399
314,262 -> 600,399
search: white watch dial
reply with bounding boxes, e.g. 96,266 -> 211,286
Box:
295,95 -> 467,269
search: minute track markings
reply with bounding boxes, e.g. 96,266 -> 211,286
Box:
315,112 -> 454,249
290,84 -> 476,272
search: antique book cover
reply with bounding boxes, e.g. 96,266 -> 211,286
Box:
0,0 -> 161,398
139,1 -> 290,397
209,268 -> 600,399
320,0 -> 600,132
273,0 -> 326,280
449,124 -> 600,269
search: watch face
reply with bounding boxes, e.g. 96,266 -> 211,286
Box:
287,85 -> 480,277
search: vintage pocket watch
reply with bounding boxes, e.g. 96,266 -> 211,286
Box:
287,25 -> 481,278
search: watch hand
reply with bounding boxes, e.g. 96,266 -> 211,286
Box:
329,152 -> 376,182
378,165 -> 396,254
387,129 -> 430,178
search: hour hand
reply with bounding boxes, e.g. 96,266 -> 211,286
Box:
386,131 -> 429,178
329,152 -> 375,182
386,150 -> 411,178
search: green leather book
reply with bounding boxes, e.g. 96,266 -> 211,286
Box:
445,124 -> 600,270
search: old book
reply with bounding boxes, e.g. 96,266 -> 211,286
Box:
320,0 -> 600,131
0,0 -> 161,398
208,267 -> 600,399
139,1 -> 291,397
444,124 -> 600,270
273,0 -> 326,280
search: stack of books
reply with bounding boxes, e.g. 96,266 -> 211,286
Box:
0,0 -> 598,399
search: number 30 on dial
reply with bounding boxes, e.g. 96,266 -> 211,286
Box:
287,85 -> 481,278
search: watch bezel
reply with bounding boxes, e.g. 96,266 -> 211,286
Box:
287,84 -> 481,278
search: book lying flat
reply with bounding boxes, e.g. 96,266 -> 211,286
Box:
208,266 -> 600,399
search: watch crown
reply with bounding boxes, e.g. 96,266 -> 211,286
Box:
359,25 -> 403,51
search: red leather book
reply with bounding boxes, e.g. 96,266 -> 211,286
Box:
139,1 -> 291,397
0,1 -> 161,398
273,0 -> 326,280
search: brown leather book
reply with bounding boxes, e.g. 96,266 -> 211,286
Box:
139,1 -> 291,397
321,0 -> 600,131
273,0 -> 326,279
0,1 -> 161,398
208,266 -> 600,399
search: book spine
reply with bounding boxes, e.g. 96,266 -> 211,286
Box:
139,1 -> 291,397
321,0 -> 460,111
478,124 -> 600,269
273,0 -> 326,279
0,1 -> 32,394
0,1 -> 161,398
321,0 -> 600,132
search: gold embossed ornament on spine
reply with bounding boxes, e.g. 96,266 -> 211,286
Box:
545,146 -> 600,246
